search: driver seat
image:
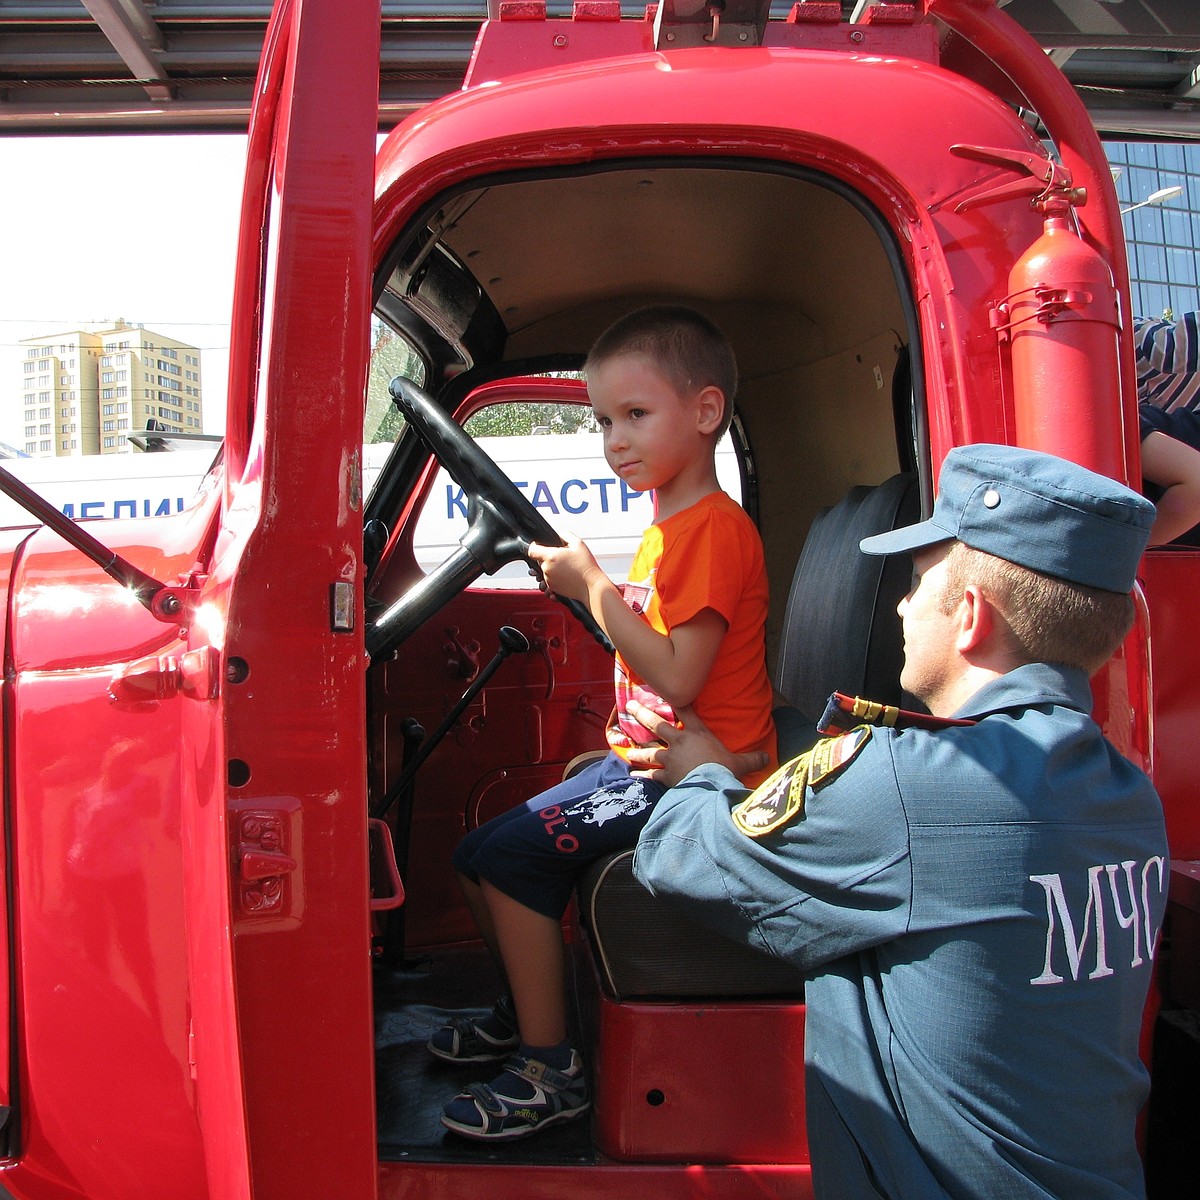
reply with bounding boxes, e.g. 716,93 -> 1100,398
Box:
575,472 -> 919,999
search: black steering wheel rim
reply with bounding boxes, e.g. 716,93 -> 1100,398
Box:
365,377 -> 613,660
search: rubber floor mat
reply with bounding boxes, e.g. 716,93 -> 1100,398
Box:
374,948 -> 595,1163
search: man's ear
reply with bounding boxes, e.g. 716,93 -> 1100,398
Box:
957,584 -> 994,654
695,386 -> 725,435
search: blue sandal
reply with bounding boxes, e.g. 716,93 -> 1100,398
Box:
427,995 -> 520,1064
440,1050 -> 590,1141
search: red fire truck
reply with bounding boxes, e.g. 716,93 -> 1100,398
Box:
0,1 -> 1194,1197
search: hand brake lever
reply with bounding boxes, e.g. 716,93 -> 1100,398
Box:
371,625 -> 532,821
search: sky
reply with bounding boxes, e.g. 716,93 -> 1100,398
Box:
0,134 -> 247,450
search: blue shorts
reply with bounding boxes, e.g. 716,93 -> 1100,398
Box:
452,752 -> 668,919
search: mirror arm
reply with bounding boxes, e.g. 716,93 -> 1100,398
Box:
0,462 -> 187,622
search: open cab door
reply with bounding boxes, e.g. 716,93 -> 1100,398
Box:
203,0 -> 382,1196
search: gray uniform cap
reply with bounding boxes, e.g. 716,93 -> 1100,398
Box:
859,443 -> 1154,593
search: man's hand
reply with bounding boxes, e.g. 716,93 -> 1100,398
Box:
623,700 -> 769,787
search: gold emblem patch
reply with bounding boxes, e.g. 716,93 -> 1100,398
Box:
732,726 -> 871,838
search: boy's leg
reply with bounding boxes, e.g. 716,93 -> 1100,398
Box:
480,879 -> 566,1047
441,759 -> 667,1140
456,869 -> 504,973
468,755 -> 668,1050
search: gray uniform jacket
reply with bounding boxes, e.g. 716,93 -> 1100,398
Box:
633,662 -> 1169,1200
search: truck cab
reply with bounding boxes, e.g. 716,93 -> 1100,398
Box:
0,1 -> 1193,1198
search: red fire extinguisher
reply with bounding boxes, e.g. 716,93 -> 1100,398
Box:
1003,200 -> 1126,480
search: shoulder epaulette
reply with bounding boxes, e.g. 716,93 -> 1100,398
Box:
732,724 -> 872,838
732,694 -> 978,839
816,691 -> 977,736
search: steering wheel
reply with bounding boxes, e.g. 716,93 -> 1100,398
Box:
365,377 -> 615,661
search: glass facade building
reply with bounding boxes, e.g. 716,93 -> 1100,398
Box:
1106,141 -> 1200,324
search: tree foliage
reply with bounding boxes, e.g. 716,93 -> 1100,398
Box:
464,402 -> 596,438
365,323 -> 425,444
365,323 -> 595,443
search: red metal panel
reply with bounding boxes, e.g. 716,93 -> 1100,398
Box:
377,1160 -> 814,1199
0,491 -> 221,1194
0,531 -> 26,1145
1165,862 -> 1200,1011
1141,552 -> 1200,860
590,986 -> 809,1164
373,45 -> 1050,481
7,669 -> 208,1199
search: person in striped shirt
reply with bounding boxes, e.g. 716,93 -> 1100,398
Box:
1135,311 -> 1200,412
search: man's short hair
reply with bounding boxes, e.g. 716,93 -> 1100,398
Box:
585,305 -> 738,436
938,543 -> 1135,675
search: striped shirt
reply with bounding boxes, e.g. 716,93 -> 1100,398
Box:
1135,312 -> 1200,412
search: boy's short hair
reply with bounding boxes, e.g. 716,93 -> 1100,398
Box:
585,305 -> 738,436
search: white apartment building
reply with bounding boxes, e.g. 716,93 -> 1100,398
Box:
18,320 -> 204,457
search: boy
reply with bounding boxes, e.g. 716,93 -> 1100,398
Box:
431,305 -> 777,1142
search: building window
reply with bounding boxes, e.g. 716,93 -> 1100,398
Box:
39,440 -> 51,452
103,436 -> 115,448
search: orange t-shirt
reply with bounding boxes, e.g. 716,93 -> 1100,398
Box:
607,490 -> 777,788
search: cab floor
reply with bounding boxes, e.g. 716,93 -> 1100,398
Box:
373,945 -> 595,1164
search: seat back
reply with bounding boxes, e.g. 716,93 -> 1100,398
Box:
577,472 -> 920,1000
776,472 -> 919,721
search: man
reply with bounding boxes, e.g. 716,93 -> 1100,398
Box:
628,444 -> 1169,1199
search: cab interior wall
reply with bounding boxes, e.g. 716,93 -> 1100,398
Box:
428,162 -> 914,660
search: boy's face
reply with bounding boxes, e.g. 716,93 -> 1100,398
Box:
587,353 -> 721,495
